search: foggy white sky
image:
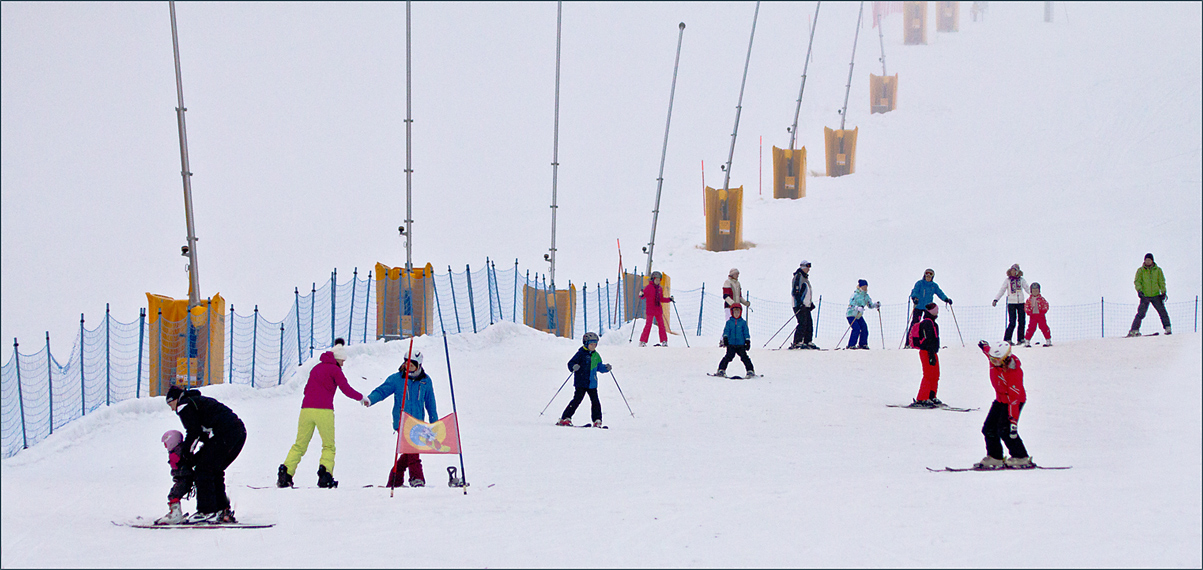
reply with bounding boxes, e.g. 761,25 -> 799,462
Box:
3,2 -> 1201,349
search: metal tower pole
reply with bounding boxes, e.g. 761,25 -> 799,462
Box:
169,1 -> 201,307
789,2 -> 821,154
546,1 -> 563,288
644,22 -> 686,276
722,1 -> 761,192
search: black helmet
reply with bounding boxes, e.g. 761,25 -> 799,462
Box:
582,332 -> 600,345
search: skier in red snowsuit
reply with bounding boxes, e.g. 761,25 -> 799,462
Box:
974,340 -> 1032,469
638,271 -> 673,346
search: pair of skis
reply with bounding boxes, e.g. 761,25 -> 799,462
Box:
928,465 -> 1072,472
112,517 -> 273,529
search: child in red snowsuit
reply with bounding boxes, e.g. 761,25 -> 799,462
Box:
638,271 -> 673,346
974,341 -> 1032,469
155,429 -> 195,524
911,303 -> 943,407
1023,282 -> 1051,347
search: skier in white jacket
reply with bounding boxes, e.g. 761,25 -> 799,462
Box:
992,264 -> 1030,345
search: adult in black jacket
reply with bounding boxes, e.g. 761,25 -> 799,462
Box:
166,385 -> 246,523
790,261 -> 817,349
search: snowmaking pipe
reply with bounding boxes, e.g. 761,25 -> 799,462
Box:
877,11 -> 887,76
722,1 -> 761,192
169,1 -> 201,308
839,2 -> 865,132
644,22 -> 686,277
789,2 -> 821,153
546,1 -> 563,288
404,0 -> 414,271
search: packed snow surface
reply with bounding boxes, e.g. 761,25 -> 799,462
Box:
2,1 -> 1201,567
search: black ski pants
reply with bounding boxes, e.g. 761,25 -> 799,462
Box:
1004,303 -> 1026,344
793,305 -> 814,345
719,345 -> 754,373
982,401 -> 1027,460
193,423 -> 246,514
1131,294 -> 1171,332
562,387 -> 602,423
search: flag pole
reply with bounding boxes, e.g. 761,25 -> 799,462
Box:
391,338 -> 415,499
433,270 -> 468,494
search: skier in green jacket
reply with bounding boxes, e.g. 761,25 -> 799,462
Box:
1128,253 -> 1171,336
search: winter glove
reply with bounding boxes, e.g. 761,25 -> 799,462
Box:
743,341 -> 751,350
571,364 -> 581,372
603,364 -> 612,373
927,353 -> 937,366
361,397 -> 371,407
992,299 -> 998,307
1162,293 -> 1167,301
910,297 -> 918,306
945,298 -> 953,305
978,340 -> 990,350
670,297 -> 675,303
1009,423 -> 1019,439
873,302 -> 881,309
720,337 -> 728,348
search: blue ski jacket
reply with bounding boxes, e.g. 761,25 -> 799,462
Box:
368,369 -> 438,429
722,317 -> 751,347
909,279 -> 949,307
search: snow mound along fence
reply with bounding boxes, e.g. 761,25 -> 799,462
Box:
2,258 -> 1199,459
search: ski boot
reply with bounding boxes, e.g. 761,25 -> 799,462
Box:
1005,456 -> 1035,469
929,396 -> 945,408
409,477 -> 425,488
317,465 -> 338,488
713,369 -> 727,377
155,501 -> 186,525
216,508 -> 237,524
638,342 -> 647,347
276,464 -> 293,488
592,419 -> 604,428
973,456 -> 1006,470
1165,326 -> 1172,335
908,399 -> 936,409
1126,330 -> 1141,337
555,418 -> 573,426
744,371 -> 757,378
183,511 -> 219,525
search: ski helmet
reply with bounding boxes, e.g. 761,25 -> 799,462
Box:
402,351 -> 424,370
651,271 -> 663,280
988,342 -> 1012,366
583,332 -> 600,345
162,429 -> 184,451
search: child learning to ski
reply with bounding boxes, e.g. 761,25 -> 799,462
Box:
364,351 -> 437,487
974,340 -> 1033,469
638,271 -> 674,347
909,303 -> 943,407
845,279 -> 881,349
165,385 -> 246,524
1023,282 -> 1051,347
557,332 -> 611,427
715,304 -> 755,377
154,429 -> 195,525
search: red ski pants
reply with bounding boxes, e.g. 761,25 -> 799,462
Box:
640,309 -> 668,343
916,350 -> 940,401
388,453 -> 424,487
1024,314 -> 1050,341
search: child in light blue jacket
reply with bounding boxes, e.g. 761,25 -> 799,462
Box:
845,280 -> 881,349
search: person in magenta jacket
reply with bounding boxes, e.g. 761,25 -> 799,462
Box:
277,340 -> 365,489
638,271 -> 674,347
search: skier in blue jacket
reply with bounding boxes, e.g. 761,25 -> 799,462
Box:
715,305 -> 755,377
908,268 -> 952,346
364,351 -> 437,487
557,332 -> 612,427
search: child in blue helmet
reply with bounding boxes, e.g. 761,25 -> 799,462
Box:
557,332 -> 611,427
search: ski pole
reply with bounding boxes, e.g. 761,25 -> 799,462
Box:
834,317 -> 854,349
877,306 -> 886,350
778,324 -> 797,350
947,302 -> 966,347
539,371 -> 573,416
899,299 -> 914,349
763,311 -> 797,348
609,371 -> 635,417
671,299 -> 691,348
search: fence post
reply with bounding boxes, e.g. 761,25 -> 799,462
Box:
331,269 -> 337,346
1195,295 -> 1198,333
583,283 -> 589,333
364,271 -> 372,343
14,339 -> 27,449
524,270 -> 531,327
486,258 -> 496,325
816,295 -> 823,339
513,259 -> 519,323
137,309 -> 145,399
80,314 -> 86,416
46,332 -> 54,434
206,297 -> 213,386
348,268 -> 358,342
251,306 -> 259,388
449,266 -> 462,333
697,283 -> 705,336
156,309 -> 163,396
295,288 -> 303,365
309,283 -> 316,359
382,270 -> 391,338
105,304 -> 111,406
278,323 -> 285,386
466,264 -> 478,333
228,304 -> 235,384
1101,296 -> 1105,338
598,283 -> 604,333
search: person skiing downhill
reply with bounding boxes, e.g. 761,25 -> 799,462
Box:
154,429 -> 194,525
845,279 -> 880,349
638,271 -> 674,347
715,304 -> 755,377
992,264 -> 1030,345
165,385 -> 246,524
1023,283 -> 1051,347
364,351 -> 438,487
277,339 -> 364,489
907,269 -> 951,346
1128,252 -> 1171,336
909,303 -> 944,408
723,268 -> 751,319
973,340 -> 1032,470
558,332 -> 611,427
790,261 -> 818,349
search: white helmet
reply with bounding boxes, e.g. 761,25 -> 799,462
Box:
403,351 -> 424,369
987,342 -> 1011,365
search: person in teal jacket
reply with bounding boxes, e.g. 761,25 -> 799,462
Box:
1128,252 -> 1171,336
846,279 -> 881,349
364,351 -> 437,487
715,305 -> 755,377
907,268 -> 952,345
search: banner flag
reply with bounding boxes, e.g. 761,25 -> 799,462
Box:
397,412 -> 461,454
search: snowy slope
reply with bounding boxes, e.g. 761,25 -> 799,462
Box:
2,2 -> 1201,567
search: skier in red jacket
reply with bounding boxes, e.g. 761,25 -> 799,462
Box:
638,271 -> 673,347
974,340 -> 1033,470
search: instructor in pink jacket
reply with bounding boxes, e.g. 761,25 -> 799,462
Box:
276,339 -> 366,489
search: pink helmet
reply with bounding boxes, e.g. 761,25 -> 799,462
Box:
162,430 -> 183,450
